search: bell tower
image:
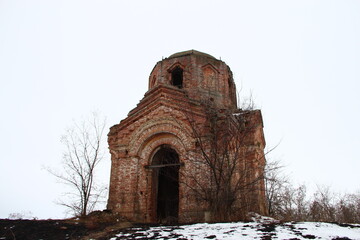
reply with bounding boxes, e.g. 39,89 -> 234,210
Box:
148,50 -> 237,109
107,50 -> 267,223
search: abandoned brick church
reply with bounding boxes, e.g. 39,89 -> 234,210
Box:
107,50 -> 267,223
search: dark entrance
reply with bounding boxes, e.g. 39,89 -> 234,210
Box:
151,145 -> 179,223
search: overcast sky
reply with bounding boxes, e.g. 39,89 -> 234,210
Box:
1,0 -> 359,219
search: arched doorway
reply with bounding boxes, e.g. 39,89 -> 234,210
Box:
151,145 -> 180,223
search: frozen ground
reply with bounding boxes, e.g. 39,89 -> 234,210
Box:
1,216 -> 360,239
112,220 -> 360,240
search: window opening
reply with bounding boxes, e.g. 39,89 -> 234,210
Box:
171,67 -> 183,88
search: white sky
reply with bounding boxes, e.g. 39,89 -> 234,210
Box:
1,0 -> 359,219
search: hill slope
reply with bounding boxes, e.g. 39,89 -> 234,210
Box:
112,221 -> 360,240
1,217 -> 360,240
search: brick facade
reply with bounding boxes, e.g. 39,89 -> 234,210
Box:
107,50 -> 267,223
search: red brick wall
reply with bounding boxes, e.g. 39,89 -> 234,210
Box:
107,50 -> 267,223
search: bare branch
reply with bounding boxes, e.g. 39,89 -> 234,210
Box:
47,112 -> 107,217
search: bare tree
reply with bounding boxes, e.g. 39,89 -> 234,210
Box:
337,192 -> 360,223
182,102 -> 268,221
49,112 -> 107,217
309,185 -> 337,222
265,161 -> 360,223
264,159 -> 289,217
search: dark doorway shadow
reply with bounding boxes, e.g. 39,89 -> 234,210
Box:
152,145 -> 179,223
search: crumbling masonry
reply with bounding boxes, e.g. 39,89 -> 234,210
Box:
107,50 -> 267,223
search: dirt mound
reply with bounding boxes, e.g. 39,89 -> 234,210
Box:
0,219 -> 88,240
0,211 -> 131,240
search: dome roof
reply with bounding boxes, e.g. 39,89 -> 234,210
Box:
168,50 -> 216,60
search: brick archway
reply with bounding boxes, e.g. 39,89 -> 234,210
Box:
136,133 -> 186,223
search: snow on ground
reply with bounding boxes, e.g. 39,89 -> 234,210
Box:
111,220 -> 360,240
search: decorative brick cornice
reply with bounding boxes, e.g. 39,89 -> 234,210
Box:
109,85 -> 206,135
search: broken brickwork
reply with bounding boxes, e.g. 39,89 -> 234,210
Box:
107,50 -> 267,223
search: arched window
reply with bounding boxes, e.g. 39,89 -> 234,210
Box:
171,67 -> 183,88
